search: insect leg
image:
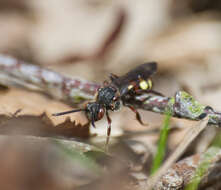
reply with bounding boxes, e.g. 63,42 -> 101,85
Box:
105,111 -> 112,151
127,105 -> 147,126
91,114 -> 96,128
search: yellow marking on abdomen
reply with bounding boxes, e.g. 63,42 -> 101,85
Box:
147,79 -> 152,89
139,80 -> 148,90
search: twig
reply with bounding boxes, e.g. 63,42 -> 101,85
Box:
0,55 -> 100,104
133,92 -> 221,126
154,146 -> 221,190
0,55 -> 221,126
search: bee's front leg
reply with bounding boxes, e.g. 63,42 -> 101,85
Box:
105,111 -> 112,152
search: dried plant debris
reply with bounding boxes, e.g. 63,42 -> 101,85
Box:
0,0 -> 29,13
0,84 -> 9,91
76,171 -> 137,190
59,8 -> 127,63
0,135 -> 103,190
0,112 -> 90,139
145,117 -> 209,190
0,135 -> 140,190
155,147 -> 221,190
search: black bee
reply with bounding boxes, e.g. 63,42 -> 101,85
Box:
53,62 -> 162,149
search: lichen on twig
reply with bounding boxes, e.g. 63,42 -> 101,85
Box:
133,91 -> 221,126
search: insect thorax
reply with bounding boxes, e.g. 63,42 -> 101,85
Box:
97,86 -> 121,111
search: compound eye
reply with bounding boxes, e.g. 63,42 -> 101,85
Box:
98,108 -> 105,120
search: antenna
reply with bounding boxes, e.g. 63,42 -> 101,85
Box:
52,109 -> 85,116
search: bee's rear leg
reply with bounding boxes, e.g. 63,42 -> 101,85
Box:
127,105 -> 148,126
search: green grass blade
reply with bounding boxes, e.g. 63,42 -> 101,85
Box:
150,111 -> 171,175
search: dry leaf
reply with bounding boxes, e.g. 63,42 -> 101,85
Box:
0,88 -> 88,125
